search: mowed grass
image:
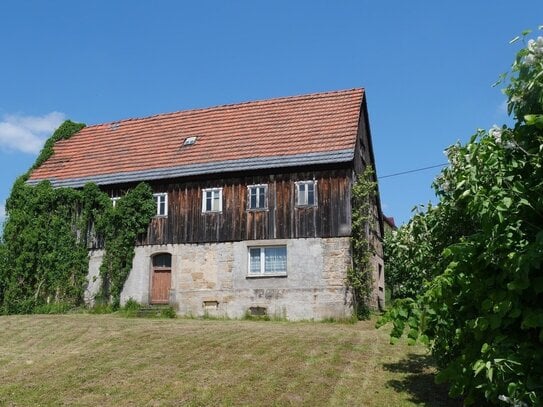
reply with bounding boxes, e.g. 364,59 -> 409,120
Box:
0,315 -> 460,406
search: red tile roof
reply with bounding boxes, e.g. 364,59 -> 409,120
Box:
28,88 -> 364,187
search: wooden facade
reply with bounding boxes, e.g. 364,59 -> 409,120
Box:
123,167 -> 354,246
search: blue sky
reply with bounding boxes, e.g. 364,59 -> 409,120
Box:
0,1 -> 541,226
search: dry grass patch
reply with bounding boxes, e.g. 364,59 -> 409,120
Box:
0,314 -> 460,406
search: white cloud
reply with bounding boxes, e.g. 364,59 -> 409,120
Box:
0,112 -> 66,154
0,203 -> 5,224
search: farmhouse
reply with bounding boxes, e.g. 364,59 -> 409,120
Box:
28,88 -> 384,320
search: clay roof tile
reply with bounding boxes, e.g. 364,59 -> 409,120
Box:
28,88 -> 364,187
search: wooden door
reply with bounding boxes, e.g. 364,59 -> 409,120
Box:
151,268 -> 171,304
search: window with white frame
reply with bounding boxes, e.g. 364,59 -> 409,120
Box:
153,193 -> 168,216
248,246 -> 287,276
202,188 -> 222,212
295,180 -> 317,207
247,184 -> 267,210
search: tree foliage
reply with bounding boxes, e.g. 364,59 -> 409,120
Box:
379,31 -> 543,405
0,121 -> 155,313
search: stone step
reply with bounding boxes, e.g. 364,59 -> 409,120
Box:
136,305 -> 170,317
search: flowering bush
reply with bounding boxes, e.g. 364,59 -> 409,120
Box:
380,29 -> 543,406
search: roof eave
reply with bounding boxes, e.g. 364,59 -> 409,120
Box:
27,149 -> 354,188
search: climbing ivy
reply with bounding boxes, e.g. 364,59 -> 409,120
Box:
96,183 -> 156,308
347,166 -> 377,320
32,120 -> 86,172
1,183 -> 90,313
0,121 -> 156,313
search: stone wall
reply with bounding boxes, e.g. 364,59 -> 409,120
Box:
111,237 -> 354,320
84,236 -> 385,319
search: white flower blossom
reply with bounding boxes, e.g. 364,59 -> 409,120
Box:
498,395 -> 528,407
504,141 -> 517,150
524,36 -> 543,66
444,145 -> 460,165
490,125 -> 503,143
525,54 -> 536,66
528,36 -> 543,55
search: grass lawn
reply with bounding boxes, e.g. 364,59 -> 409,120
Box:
0,314 -> 460,406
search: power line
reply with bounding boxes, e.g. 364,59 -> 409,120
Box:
378,163 -> 448,179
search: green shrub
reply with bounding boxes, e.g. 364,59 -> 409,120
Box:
159,306 -> 177,319
119,298 -> 142,318
32,302 -> 72,314
380,30 -> 543,405
88,303 -> 114,314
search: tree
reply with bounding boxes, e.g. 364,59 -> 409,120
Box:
380,31 -> 543,405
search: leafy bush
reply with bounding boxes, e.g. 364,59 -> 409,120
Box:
380,30 -> 543,405
0,121 -> 156,314
118,298 -> 142,317
159,306 -> 177,319
32,302 -> 72,315
88,303 -> 114,314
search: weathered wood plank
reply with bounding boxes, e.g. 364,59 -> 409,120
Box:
104,168 -> 353,246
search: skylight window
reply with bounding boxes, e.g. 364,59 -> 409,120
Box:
183,136 -> 197,146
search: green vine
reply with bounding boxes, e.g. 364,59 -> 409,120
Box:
32,120 -> 86,172
0,121 -> 155,313
347,166 -> 377,320
95,183 -> 155,308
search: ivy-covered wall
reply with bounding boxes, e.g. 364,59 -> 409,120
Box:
0,121 -> 155,314
347,166 -> 378,320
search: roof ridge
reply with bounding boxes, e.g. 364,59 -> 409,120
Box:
82,88 -> 364,129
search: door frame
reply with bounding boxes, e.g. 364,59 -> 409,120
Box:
149,253 -> 172,305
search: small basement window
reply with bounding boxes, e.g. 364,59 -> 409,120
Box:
248,246 -> 287,276
153,193 -> 168,216
295,180 -> 317,207
202,188 -> 222,213
247,184 -> 267,210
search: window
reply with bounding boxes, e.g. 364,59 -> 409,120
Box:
152,253 -> 172,268
153,193 -> 168,216
247,184 -> 267,210
295,181 -> 317,207
248,246 -> 287,276
202,188 -> 222,212
183,136 -> 197,146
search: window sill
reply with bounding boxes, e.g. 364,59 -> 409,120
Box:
246,273 -> 287,279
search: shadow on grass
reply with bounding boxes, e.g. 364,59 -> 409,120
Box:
383,353 -> 463,407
